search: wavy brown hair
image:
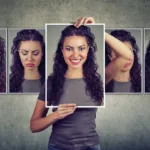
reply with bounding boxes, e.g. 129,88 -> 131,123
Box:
0,36 -> 6,92
145,41 -> 150,92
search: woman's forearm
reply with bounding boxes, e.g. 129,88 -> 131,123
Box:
105,32 -> 133,60
30,111 -> 58,133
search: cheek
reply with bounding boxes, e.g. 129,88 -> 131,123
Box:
19,54 -> 26,64
81,52 -> 89,59
62,51 -> 72,60
34,55 -> 42,65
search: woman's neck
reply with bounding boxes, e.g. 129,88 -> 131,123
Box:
114,70 -> 130,82
24,69 -> 41,80
65,67 -> 83,78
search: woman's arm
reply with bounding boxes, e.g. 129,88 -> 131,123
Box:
105,32 -> 133,60
30,100 -> 76,133
105,32 -> 133,83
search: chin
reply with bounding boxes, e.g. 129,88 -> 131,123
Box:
25,67 -> 36,71
69,64 -> 82,69
121,68 -> 132,72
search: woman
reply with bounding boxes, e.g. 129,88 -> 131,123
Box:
0,36 -> 6,93
145,41 -> 150,92
31,24 -> 103,150
105,30 -> 141,93
31,17 -> 137,150
9,29 -> 45,93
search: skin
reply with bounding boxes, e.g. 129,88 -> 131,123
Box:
62,36 -> 89,78
112,41 -> 134,82
19,41 -> 43,79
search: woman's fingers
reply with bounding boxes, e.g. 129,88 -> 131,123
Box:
59,107 -> 76,114
74,17 -> 95,28
74,17 -> 84,28
83,17 -> 95,24
56,103 -> 76,119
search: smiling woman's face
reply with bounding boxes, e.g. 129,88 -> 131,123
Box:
19,40 -> 43,71
62,35 -> 89,70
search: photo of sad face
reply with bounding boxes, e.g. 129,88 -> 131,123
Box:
9,29 -> 45,93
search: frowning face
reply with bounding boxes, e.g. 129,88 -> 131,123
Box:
121,41 -> 134,72
62,36 -> 89,70
19,41 -> 43,71
110,41 -> 134,72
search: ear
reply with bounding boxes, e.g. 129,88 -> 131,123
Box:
109,51 -> 116,61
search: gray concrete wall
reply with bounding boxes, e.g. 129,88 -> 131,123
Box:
0,0 -> 150,150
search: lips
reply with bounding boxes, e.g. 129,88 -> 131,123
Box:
124,63 -> 131,68
70,59 -> 81,65
26,63 -> 35,67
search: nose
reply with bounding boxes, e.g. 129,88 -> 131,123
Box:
73,49 -> 79,58
27,53 -> 33,61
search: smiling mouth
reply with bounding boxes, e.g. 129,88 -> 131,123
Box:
70,59 -> 81,65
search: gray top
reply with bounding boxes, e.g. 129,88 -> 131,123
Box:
113,80 -> 132,92
22,79 -> 42,93
38,78 -> 99,150
52,78 -> 98,106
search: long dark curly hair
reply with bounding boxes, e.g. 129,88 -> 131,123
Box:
9,29 -> 45,92
105,30 -> 141,92
0,36 -> 6,93
47,25 -> 103,105
145,41 -> 150,92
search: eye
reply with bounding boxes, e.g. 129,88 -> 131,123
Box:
33,51 -> 40,56
65,47 -> 72,51
21,50 -> 28,55
79,47 -> 85,51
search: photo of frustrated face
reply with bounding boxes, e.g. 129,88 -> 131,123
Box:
121,41 -> 134,72
19,41 -> 43,71
110,41 -> 134,72
62,36 -> 89,70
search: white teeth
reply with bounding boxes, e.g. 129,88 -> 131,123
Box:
70,59 -> 80,63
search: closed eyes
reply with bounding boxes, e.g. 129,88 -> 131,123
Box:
21,50 -> 40,56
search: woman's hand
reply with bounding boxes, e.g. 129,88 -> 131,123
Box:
74,17 -> 95,28
30,101 -> 77,133
55,104 -> 77,120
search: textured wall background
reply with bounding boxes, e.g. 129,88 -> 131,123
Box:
0,0 -> 150,150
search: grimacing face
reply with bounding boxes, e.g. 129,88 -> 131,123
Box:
110,41 -> 134,72
62,35 -> 89,70
18,40 -> 43,71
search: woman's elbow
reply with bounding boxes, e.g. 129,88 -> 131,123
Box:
30,121 -> 38,133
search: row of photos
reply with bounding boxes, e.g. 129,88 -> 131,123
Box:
0,26 -> 150,98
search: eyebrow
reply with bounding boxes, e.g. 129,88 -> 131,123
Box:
21,49 -> 40,52
64,45 -> 87,48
